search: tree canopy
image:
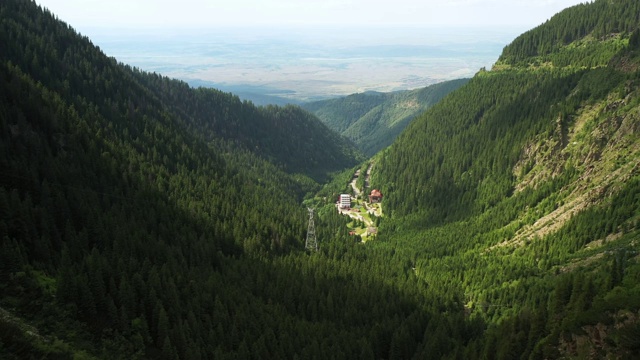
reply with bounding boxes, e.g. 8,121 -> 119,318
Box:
1,0 -> 640,358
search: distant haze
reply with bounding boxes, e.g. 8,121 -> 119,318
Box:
37,0 -> 585,28
36,0 -> 586,101
87,26 -> 521,101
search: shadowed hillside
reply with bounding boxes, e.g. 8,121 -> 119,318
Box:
303,79 -> 468,156
2,0 -> 640,358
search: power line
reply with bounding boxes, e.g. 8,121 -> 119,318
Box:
305,208 -> 317,252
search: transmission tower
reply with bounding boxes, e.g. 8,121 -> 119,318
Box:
305,208 -> 318,251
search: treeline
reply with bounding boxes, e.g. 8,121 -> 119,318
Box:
366,0 -> 640,356
303,79 -> 468,156
2,0 -> 640,358
0,0 -> 361,182
499,0 -> 640,66
373,64 -> 631,225
368,152 -> 640,358
0,1 -> 470,358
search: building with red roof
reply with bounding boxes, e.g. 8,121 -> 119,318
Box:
368,189 -> 383,203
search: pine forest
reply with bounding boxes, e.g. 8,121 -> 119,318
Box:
1,0 -> 640,359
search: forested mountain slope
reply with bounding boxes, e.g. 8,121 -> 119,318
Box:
0,1 -> 361,182
3,0 -> 640,359
0,1 -> 440,359
367,0 -> 640,357
303,79 -> 468,156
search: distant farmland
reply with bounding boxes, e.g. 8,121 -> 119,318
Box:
86,26 -> 522,101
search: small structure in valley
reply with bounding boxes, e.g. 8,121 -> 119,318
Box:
368,189 -> 383,203
305,208 -> 318,251
339,194 -> 351,209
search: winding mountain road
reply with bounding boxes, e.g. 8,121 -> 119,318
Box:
349,163 -> 374,197
339,162 -> 380,234
350,170 -> 361,196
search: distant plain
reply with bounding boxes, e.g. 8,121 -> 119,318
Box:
86,26 -> 526,102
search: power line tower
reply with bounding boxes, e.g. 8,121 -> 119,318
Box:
305,208 -> 318,251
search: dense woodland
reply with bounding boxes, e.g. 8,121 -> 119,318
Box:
499,0 -> 640,66
303,79 -> 468,156
1,0 -> 640,359
369,0 -> 640,357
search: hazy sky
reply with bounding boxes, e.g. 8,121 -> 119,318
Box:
37,0 -> 586,29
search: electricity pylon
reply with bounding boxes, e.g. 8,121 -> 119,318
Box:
305,208 -> 318,251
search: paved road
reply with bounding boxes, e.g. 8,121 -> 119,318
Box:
350,170 -> 361,196
337,205 -> 373,227
340,163 -> 380,236
349,163 -> 374,197
365,163 -> 373,189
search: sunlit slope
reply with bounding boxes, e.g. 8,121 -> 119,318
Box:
369,0 -> 640,357
303,79 -> 468,156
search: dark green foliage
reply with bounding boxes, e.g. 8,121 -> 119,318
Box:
376,69 -> 581,222
0,0 -> 460,358
0,320 -> 74,360
499,0 -> 640,66
366,0 -> 640,357
0,0 -> 360,183
2,0 -> 640,358
303,79 -> 468,156
630,28 -> 640,49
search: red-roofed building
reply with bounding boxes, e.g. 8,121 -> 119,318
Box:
368,189 -> 383,203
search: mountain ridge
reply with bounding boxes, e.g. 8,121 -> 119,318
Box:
0,0 -> 361,182
303,79 -> 468,156
367,0 -> 640,356
2,0 -> 640,358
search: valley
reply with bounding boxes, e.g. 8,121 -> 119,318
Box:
335,163 -> 382,241
303,79 -> 469,156
2,0 -> 640,359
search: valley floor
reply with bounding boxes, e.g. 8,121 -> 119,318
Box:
337,164 -> 382,241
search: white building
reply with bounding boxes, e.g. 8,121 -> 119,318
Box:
339,194 -> 351,209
